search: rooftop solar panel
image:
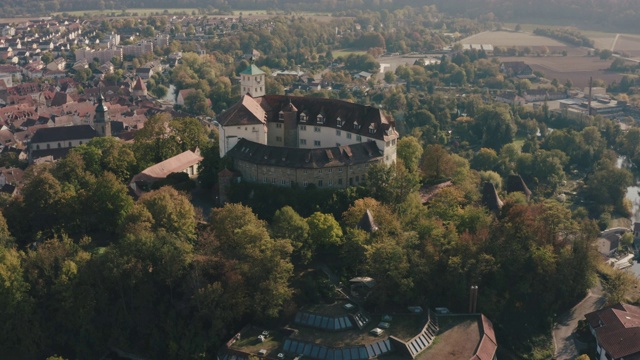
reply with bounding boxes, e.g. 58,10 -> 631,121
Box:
283,339 -> 292,352
326,349 -> 334,360
313,315 -> 323,328
318,347 -> 327,360
304,344 -> 312,356
311,345 -> 320,358
321,317 -> 329,329
358,347 -> 367,359
296,341 -> 305,354
366,345 -> 375,358
335,349 -> 342,360
350,347 -> 358,359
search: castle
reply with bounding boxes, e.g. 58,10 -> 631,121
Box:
216,64 -> 398,189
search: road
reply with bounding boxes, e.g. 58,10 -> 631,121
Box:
552,282 -> 605,360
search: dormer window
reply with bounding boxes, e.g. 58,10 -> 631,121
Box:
279,111 -> 284,121
316,114 -> 324,124
369,123 -> 376,134
336,117 -> 342,127
300,112 -> 307,122
353,120 -> 361,131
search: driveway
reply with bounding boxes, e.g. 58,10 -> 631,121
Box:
552,282 -> 605,359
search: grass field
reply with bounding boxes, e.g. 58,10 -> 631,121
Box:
333,49 -> 367,58
459,31 -> 566,47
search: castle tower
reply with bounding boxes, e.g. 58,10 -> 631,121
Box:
94,93 -> 111,137
240,59 -> 266,98
281,99 -> 299,147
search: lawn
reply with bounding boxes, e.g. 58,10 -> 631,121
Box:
333,49 -> 367,58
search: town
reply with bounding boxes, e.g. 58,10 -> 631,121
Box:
0,3 -> 640,360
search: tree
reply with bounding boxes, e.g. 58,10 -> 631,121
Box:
137,187 -> 197,241
365,161 -> 420,206
397,136 -> 423,172
420,144 -> 456,181
599,49 -> 613,60
471,148 -> 499,171
307,212 -> 343,258
133,113 -> 181,168
271,206 -> 311,264
604,270 -> 637,305
475,106 -> 516,151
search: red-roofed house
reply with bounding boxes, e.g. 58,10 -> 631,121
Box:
129,149 -> 203,196
585,303 -> 640,360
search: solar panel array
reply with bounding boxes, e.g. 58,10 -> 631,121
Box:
294,312 -> 354,331
282,338 -> 393,360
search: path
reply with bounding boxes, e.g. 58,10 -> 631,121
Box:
552,282 -> 605,360
611,33 -> 620,52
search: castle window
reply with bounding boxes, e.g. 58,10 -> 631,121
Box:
276,123 -> 282,128
47,144 -> 50,149
328,169 -> 333,173
300,139 -> 307,145
36,144 -> 40,150
272,178 -> 276,184
314,140 -> 321,146
369,123 -> 376,134
303,181 -> 309,187
346,133 -> 352,139
392,139 -> 396,145
281,179 -> 287,185
79,141 -> 83,145
356,135 -> 362,142
353,120 -> 361,130
338,167 -> 343,172
338,178 -> 343,185
263,177 -> 267,183
300,112 -> 307,122
336,117 -> 342,127
328,180 -> 333,186
57,142 -> 61,148
276,136 -> 282,142
69,142 -> 72,147
279,111 -> 284,121
314,126 -> 321,132
300,125 -> 306,131
316,114 -> 324,124
336,130 -> 341,136
318,180 -> 323,187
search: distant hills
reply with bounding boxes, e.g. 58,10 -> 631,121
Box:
1,0 -> 638,32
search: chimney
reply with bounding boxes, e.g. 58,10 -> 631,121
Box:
469,285 -> 479,313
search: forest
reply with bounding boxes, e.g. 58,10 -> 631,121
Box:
2,0 -> 640,32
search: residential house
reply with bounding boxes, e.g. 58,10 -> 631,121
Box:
46,57 -> 66,71
129,149 -> 203,196
495,92 -> 525,106
585,303 -> 640,360
500,61 -> 534,78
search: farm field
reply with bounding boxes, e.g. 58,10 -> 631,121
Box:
498,54 -> 622,88
460,31 -> 566,48
459,30 -> 628,87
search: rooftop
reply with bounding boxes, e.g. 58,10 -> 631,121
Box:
416,316 -> 481,360
241,64 -> 266,75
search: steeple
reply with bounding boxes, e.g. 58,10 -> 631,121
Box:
94,93 -> 111,137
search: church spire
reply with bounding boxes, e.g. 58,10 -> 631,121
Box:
94,92 -> 111,137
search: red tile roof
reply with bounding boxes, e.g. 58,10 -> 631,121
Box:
586,303 -> 640,359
